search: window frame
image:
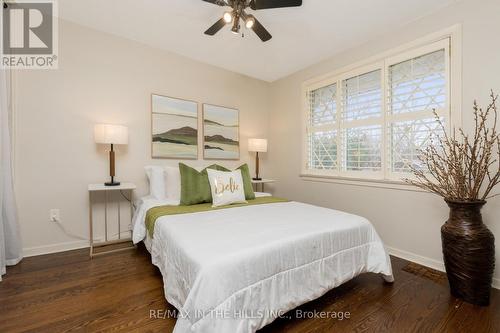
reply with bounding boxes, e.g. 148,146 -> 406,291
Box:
301,26 -> 461,186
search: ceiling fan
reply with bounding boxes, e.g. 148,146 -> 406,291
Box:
203,0 -> 302,42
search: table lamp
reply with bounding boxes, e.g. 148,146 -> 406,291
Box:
248,138 -> 268,180
94,124 -> 128,186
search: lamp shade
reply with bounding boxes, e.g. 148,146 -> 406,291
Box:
94,124 -> 128,145
248,138 -> 268,153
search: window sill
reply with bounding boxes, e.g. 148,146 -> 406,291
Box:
299,173 -> 428,192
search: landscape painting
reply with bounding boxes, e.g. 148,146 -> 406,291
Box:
203,104 -> 239,160
151,94 -> 198,159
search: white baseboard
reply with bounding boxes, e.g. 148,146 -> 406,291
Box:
22,240 -> 89,257
22,233 -> 130,258
387,246 -> 446,272
387,246 -> 500,290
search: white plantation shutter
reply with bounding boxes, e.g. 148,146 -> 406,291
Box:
388,50 -> 446,115
341,70 -> 382,173
307,83 -> 338,171
342,70 -> 382,121
310,83 -> 337,126
343,125 -> 382,171
389,118 -> 443,172
305,38 -> 450,181
308,130 -> 337,170
387,47 -> 448,174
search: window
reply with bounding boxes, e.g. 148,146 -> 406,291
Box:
304,39 -> 451,181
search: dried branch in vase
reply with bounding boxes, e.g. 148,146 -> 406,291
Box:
404,91 -> 500,201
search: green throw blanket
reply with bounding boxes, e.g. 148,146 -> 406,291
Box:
145,196 -> 289,238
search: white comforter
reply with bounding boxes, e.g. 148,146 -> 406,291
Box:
133,200 -> 393,333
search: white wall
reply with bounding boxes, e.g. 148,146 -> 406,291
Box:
268,0 -> 500,287
14,20 -> 271,255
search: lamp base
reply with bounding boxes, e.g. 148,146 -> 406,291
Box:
252,177 -> 262,181
105,173 -> 120,186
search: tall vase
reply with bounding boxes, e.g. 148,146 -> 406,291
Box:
441,199 -> 495,306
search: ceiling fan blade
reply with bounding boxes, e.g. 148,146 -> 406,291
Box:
249,0 -> 302,10
202,0 -> 227,6
251,17 -> 272,42
204,18 -> 227,35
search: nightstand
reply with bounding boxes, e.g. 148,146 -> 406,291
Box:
251,179 -> 276,192
88,183 -> 136,258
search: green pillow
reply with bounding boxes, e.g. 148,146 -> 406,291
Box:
179,163 -> 255,205
179,163 -> 228,205
237,164 -> 256,200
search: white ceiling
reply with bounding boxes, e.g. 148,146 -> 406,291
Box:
59,0 -> 457,82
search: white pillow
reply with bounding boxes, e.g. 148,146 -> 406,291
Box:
207,169 -> 247,207
164,164 -> 208,201
144,166 -> 166,199
164,165 -> 181,201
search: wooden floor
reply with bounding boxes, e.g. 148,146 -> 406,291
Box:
1,245 -> 499,333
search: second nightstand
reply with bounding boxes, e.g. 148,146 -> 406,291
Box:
251,179 -> 276,193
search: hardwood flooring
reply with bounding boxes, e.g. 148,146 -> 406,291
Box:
1,245 -> 499,332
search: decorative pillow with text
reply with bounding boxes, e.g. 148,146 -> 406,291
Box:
206,169 -> 247,207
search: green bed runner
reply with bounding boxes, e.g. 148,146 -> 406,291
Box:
146,196 -> 289,238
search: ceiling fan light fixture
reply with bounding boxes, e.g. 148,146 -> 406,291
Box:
204,0 -> 303,42
245,15 -> 255,29
223,11 -> 233,23
231,17 -> 240,34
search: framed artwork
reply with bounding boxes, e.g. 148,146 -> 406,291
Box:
151,94 -> 198,159
203,104 -> 240,160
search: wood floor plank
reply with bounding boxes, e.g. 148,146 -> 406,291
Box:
0,246 -> 498,332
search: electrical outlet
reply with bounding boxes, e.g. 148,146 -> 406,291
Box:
49,209 -> 60,223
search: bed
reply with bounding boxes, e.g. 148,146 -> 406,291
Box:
133,193 -> 393,333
